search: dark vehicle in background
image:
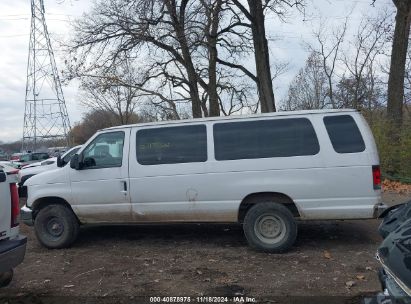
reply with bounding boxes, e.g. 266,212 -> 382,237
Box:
0,169 -> 27,287
366,201 -> 411,304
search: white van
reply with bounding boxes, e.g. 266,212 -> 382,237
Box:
21,109 -> 386,252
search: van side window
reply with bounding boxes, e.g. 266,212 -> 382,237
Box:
82,131 -> 125,169
323,115 -> 365,153
214,118 -> 319,161
136,125 -> 207,165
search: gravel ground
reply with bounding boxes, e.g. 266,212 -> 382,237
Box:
0,192 -> 409,304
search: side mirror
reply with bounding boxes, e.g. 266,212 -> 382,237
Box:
70,154 -> 81,170
56,155 -> 64,168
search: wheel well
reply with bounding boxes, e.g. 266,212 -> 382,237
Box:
32,197 -> 79,222
238,192 -> 300,223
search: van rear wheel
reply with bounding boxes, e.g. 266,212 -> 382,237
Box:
34,204 -> 79,249
243,202 -> 297,253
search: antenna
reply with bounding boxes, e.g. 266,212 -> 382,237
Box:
22,0 -> 71,152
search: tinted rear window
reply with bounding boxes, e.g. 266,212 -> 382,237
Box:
136,125 -> 207,165
213,118 -> 319,161
323,115 -> 365,153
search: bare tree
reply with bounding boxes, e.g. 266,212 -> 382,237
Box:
342,11 -> 392,110
200,0 -> 222,116
231,0 -> 305,113
308,18 -> 348,108
69,110 -> 122,144
79,60 -> 142,125
387,0 -> 411,126
66,0 -> 259,120
282,52 -> 328,110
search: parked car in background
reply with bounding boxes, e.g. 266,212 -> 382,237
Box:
21,109 -> 385,252
18,152 -> 50,167
18,146 -> 81,197
0,164 -> 19,175
0,161 -> 22,170
0,169 -> 27,287
11,152 -> 50,167
20,159 -> 54,170
10,153 -> 23,161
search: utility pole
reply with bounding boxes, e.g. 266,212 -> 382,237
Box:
22,0 -> 71,152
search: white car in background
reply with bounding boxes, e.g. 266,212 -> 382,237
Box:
0,161 -> 22,170
0,163 -> 19,175
18,146 -> 81,197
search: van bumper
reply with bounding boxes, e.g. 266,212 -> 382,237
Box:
20,206 -> 34,226
374,202 -> 388,218
0,235 -> 27,273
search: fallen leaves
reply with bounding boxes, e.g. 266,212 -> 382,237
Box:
345,281 -> 356,288
323,250 -> 332,259
382,180 -> 411,194
345,275 -> 367,290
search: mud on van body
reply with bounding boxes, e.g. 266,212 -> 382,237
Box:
21,109 -> 386,252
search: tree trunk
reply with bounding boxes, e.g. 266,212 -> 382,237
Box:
247,0 -> 276,112
165,0 -> 203,118
207,0 -> 222,117
185,65 -> 203,118
387,0 -> 411,126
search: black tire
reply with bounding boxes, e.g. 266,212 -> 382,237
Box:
0,270 -> 13,288
243,202 -> 297,253
34,204 -> 80,249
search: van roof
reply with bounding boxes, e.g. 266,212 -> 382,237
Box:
102,109 -> 358,131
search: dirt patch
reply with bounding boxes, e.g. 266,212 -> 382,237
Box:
1,194 -> 409,303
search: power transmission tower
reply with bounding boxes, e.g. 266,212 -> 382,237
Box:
22,0 -> 71,152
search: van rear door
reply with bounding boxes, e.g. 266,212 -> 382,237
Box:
0,170 -> 11,241
308,112 -> 381,219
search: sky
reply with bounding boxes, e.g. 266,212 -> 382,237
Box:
0,0 -> 393,143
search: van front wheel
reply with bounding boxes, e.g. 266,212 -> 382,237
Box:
34,204 -> 79,249
243,202 -> 297,253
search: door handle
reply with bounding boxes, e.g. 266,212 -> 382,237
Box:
121,181 -> 128,194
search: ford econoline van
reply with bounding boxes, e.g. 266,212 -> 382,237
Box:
21,109 -> 386,252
